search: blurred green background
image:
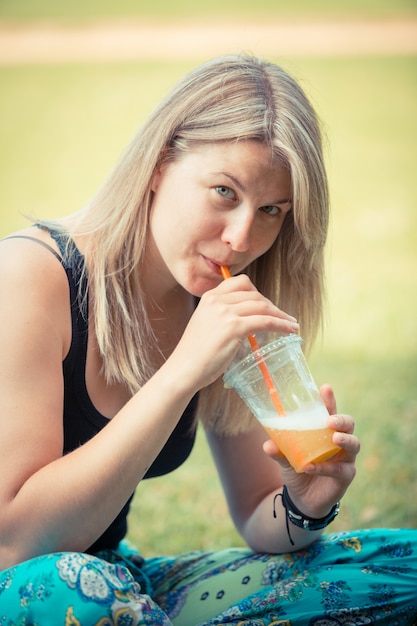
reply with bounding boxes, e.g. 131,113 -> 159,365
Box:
1,1 -> 416,554
1,0 -> 416,20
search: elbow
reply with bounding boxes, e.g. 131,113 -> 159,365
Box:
236,516 -> 280,554
0,508 -> 38,569
0,516 -> 49,570
0,540 -> 25,571
242,529 -> 282,555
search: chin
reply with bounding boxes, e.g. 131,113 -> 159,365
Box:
186,276 -> 221,298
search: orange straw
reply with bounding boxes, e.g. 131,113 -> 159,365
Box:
220,266 -> 286,416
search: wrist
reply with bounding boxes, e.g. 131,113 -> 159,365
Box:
273,485 -> 340,546
287,491 -> 336,520
283,486 -> 340,530
159,354 -> 201,398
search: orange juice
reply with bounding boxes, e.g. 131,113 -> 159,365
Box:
223,334 -> 342,474
260,408 -> 341,473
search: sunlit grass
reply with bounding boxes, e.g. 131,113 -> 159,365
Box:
0,0 -> 416,21
0,61 -> 194,231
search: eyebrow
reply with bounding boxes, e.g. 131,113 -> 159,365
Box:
212,171 -> 247,192
212,171 -> 292,206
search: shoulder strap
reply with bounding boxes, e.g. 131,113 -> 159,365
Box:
3,235 -> 64,265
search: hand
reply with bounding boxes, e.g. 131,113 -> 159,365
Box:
263,384 -> 360,519
168,274 -> 299,392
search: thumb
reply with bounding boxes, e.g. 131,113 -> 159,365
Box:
319,384 -> 337,415
263,439 -> 292,469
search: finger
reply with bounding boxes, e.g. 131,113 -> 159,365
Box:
213,277 -> 298,323
214,290 -> 297,323
304,457 -> 357,486
305,431 -> 360,475
319,384 -> 337,414
216,273 -> 257,292
328,413 -> 356,435
332,432 -> 361,458
262,439 -> 293,469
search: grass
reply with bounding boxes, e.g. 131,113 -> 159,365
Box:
0,0 -> 416,22
0,51 -> 416,556
0,62 -> 192,230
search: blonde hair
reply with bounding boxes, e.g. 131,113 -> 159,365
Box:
60,54 -> 329,434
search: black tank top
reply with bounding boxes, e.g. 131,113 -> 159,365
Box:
9,227 -> 198,552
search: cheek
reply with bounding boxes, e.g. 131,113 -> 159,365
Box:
254,221 -> 283,257
150,188 -> 184,234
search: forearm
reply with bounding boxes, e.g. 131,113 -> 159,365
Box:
1,358 -> 197,568
241,487 -> 325,554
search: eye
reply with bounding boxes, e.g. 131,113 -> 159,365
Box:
215,185 -> 236,201
260,205 -> 281,216
260,201 -> 292,217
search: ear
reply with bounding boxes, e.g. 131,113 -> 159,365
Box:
151,147 -> 170,192
151,167 -> 162,192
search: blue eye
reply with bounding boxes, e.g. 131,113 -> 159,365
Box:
260,205 -> 281,216
216,186 -> 236,200
261,201 -> 292,217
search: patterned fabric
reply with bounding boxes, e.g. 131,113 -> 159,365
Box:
1,528 -> 416,625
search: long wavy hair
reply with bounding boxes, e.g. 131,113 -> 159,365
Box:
57,54 -> 329,434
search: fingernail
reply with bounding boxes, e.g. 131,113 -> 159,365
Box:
290,323 -> 300,332
304,463 -> 316,473
332,416 -> 341,428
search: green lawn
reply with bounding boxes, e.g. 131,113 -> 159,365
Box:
0,0 -> 416,21
1,52 -> 416,555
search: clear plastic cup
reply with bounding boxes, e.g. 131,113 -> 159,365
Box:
223,334 -> 341,473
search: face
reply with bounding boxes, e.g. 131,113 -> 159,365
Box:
147,140 -> 292,297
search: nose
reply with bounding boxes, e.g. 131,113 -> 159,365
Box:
221,208 -> 254,252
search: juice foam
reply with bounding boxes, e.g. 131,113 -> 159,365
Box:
258,404 -> 330,431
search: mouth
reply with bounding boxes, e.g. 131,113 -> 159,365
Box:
202,255 -> 231,276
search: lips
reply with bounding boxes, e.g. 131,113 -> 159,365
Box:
202,255 -> 231,275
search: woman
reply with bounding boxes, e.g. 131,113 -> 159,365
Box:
0,54 -> 415,625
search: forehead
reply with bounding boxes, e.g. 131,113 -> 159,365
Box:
203,141 -> 291,194
192,139 -> 275,163
177,140 -> 287,178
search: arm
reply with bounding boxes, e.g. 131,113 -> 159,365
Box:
0,239 -> 197,567
206,386 -> 360,553
0,254 -> 297,568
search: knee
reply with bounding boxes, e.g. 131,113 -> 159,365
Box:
0,551 -> 160,624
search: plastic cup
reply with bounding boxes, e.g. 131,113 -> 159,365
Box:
223,334 -> 341,473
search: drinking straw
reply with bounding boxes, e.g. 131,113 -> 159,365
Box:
220,266 -> 286,416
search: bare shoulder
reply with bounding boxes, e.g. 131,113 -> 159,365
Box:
0,226 -> 71,357
0,225 -> 65,271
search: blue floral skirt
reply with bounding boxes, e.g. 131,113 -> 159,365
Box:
1,528 -> 416,625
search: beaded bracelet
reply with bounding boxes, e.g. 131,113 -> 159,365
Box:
273,485 -> 340,546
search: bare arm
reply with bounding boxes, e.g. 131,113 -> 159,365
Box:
206,424 -> 324,553
0,249 -> 298,568
0,240 -> 196,567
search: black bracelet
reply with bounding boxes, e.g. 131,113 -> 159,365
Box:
273,485 -> 340,546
